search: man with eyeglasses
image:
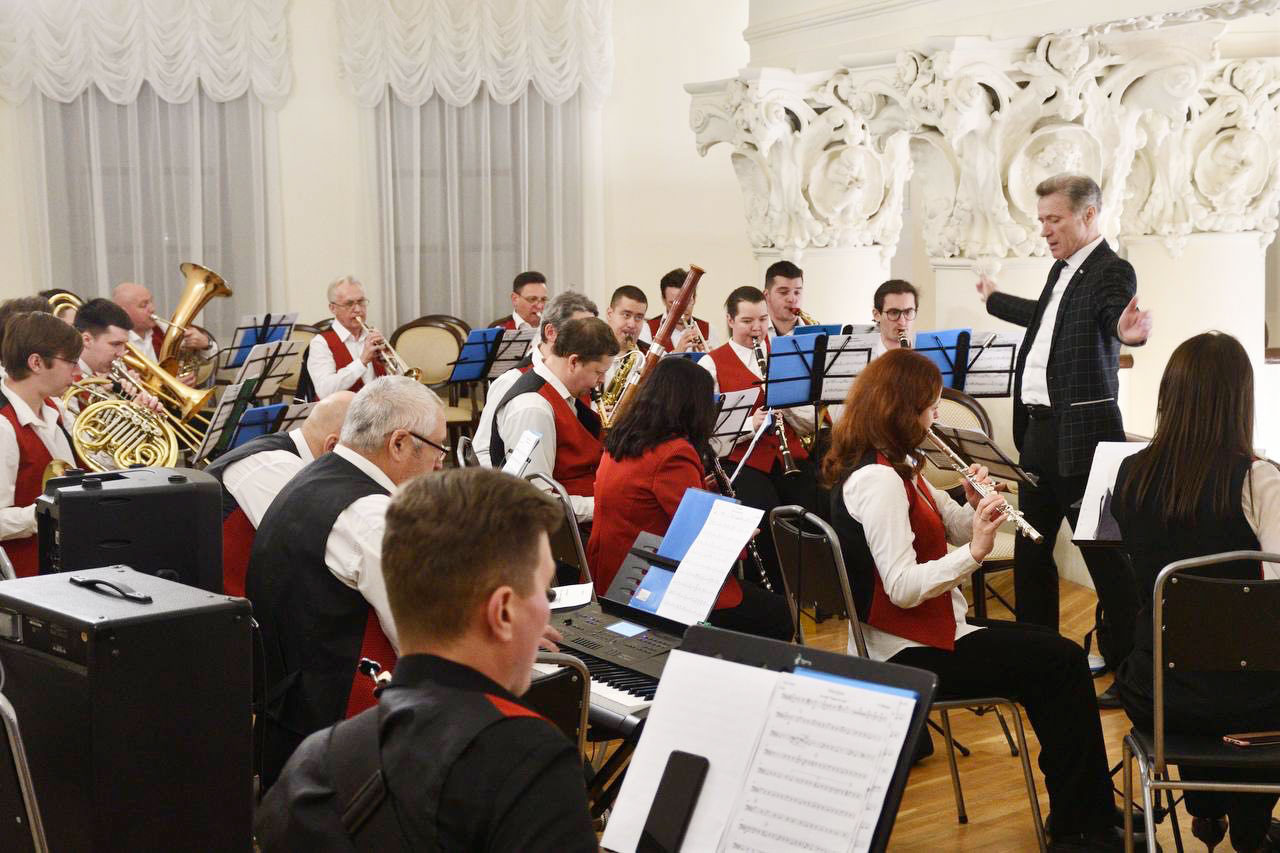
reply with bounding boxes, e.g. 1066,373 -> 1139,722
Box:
246,376 -> 449,788
871,279 -> 919,356
489,271 -> 549,331
305,275 -> 387,400
0,312 -> 82,577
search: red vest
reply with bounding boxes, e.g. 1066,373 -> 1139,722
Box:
150,325 -> 166,359
319,327 -> 386,394
496,316 -> 517,331
866,454 -> 956,650
537,383 -> 602,497
346,611 -> 397,718
647,315 -> 710,341
222,508 -> 255,598
0,399 -> 65,578
708,342 -> 808,473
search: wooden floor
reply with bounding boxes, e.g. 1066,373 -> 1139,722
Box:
798,573 -> 1276,851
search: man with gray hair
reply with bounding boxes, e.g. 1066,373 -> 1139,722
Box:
976,173 -> 1152,713
305,275 -> 388,399
473,290 -> 598,466
246,376 -> 448,787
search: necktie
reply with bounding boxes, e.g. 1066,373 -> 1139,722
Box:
1041,259 -> 1068,303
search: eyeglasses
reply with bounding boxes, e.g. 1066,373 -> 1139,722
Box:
882,307 -> 917,321
331,298 -> 369,310
407,429 -> 450,461
48,356 -> 79,369
518,294 -> 549,306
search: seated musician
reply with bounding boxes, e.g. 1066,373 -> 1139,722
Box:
872,279 -> 919,355
488,270 -> 548,331
474,291 -> 597,467
588,357 -> 792,640
112,281 -> 213,366
491,317 -> 618,522
605,285 -> 651,357
247,376 -> 448,787
639,268 -> 714,351
205,390 -> 354,597
825,348 -> 1126,850
763,259 -> 807,337
0,312 -> 81,577
0,297 -> 54,370
304,276 -> 387,400
256,468 -> 595,852
1112,332 -> 1280,853
67,298 -> 168,417
700,286 -> 823,590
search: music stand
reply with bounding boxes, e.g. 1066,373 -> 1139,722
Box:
192,380 -> 260,464
920,425 -> 1038,488
912,328 -> 972,390
218,313 -> 298,372
229,340 -> 303,401
227,400 -> 315,450
709,390 -> 757,482
960,331 -> 1022,398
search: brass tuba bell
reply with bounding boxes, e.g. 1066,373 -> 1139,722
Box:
156,262 -> 232,377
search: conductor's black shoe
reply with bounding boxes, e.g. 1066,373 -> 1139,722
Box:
1097,683 -> 1123,709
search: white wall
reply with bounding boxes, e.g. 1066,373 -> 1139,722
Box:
600,0 -> 756,331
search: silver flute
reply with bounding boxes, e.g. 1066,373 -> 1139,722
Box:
924,430 -> 1044,543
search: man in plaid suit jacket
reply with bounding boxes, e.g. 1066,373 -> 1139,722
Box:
978,174 -> 1152,706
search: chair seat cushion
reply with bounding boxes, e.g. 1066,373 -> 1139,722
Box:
443,406 -> 472,423
1129,727 -> 1280,769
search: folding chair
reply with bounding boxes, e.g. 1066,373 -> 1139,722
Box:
527,652 -> 591,762
1122,551 -> 1280,853
524,472 -> 593,587
0,692 -> 48,852
455,434 -> 480,468
769,505 -> 1047,851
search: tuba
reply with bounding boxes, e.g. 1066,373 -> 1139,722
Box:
156,262 -> 232,378
48,291 -> 83,324
117,342 -> 213,452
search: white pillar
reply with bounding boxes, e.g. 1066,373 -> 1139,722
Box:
1122,232 -> 1268,438
756,247 -> 889,326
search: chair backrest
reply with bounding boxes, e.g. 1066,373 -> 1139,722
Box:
923,388 -> 994,492
389,316 -> 464,387
769,505 -> 862,653
455,434 -> 481,468
0,692 -> 48,852
527,652 -> 590,760
1153,550 -> 1280,770
525,472 -> 593,587
277,321 -> 327,400
0,548 -> 14,581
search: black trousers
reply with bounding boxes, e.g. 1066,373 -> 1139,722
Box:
722,456 -> 828,594
892,620 -> 1116,836
707,579 -> 795,641
1015,414 -> 1140,668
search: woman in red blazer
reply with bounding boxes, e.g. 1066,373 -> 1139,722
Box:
587,357 -> 792,640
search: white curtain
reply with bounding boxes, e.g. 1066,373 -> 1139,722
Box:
372,88 -> 585,327
339,0 -> 610,329
28,83 -> 283,334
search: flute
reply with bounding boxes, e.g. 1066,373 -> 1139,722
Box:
924,430 -> 1044,543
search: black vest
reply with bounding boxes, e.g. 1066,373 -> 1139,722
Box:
828,451 -> 903,623
247,452 -> 390,742
204,431 -> 301,520
1113,451 -> 1280,717
489,369 -> 549,464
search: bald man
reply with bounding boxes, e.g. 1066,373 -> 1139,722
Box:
113,281 -> 211,364
205,391 -> 356,596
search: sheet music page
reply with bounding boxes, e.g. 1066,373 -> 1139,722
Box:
963,331 -> 1022,396
714,389 -> 758,439
1075,440 -> 1148,542
500,429 -> 542,477
193,379 -> 247,463
821,333 -> 878,402
549,582 -> 593,610
487,328 -> 537,378
717,669 -> 917,853
600,650 -> 782,853
655,500 -> 764,625
253,339 -> 304,398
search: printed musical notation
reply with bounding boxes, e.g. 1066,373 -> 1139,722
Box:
717,670 -> 916,853
820,333 -> 878,402
655,500 -> 763,626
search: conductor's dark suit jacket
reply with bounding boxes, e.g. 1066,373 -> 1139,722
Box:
986,239 -> 1138,478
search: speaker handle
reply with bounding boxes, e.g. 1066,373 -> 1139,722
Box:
68,576 -> 154,604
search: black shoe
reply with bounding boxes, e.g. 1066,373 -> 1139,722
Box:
1191,816 -> 1227,851
1050,825 -> 1160,852
1097,683 -> 1123,709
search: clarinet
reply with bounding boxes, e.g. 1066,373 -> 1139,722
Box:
704,451 -> 775,593
750,336 -> 800,477
899,332 -> 911,349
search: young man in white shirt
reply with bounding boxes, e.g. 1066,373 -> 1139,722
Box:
638,268 -> 715,352
0,312 -> 81,577
763,260 -> 807,337
491,317 -> 618,522
305,276 -> 388,400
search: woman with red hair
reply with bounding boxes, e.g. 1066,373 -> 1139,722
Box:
824,348 -> 1123,851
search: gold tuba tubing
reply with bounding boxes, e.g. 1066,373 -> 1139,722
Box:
157,262 -> 231,376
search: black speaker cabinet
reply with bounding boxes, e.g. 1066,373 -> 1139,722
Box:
36,467 -> 222,592
0,566 -> 252,851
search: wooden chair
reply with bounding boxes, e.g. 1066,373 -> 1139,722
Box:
389,315 -> 475,446
278,319 -> 331,402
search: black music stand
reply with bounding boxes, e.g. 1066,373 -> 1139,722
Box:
192,379 -> 260,464
233,339 -> 303,401
448,327 -> 537,385
920,425 -> 1038,487
763,332 -> 877,455
913,329 -> 972,390
218,313 -> 298,374
960,331 -> 1022,398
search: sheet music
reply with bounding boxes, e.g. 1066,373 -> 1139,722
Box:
655,500 -> 763,625
821,333 -> 879,402
1074,440 -> 1147,544
550,582 -> 594,611
487,328 -> 537,378
193,379 -> 248,463
718,669 -> 916,853
501,429 -> 542,477
714,389 -> 758,440
962,331 -> 1022,397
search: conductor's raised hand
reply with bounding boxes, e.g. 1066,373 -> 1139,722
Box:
1117,295 -> 1153,345
975,275 -> 998,303
968,492 -> 1007,563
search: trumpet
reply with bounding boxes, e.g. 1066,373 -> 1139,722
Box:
356,318 -> 423,383
679,311 -> 709,353
751,336 -> 800,477
924,429 -> 1043,543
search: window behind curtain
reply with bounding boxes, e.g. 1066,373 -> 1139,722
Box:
373,87 -> 585,330
35,82 -> 280,340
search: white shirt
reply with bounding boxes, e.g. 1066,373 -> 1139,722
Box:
495,360 -> 594,521
474,345 -> 544,467
129,328 -> 159,361
699,339 -> 816,458
638,317 -> 717,350
841,461 -> 985,661
307,322 -> 379,399
1021,234 -> 1106,406
509,312 -> 536,331
221,430 -> 314,527
323,444 -> 400,653
1243,460 -> 1280,579
0,378 -> 74,540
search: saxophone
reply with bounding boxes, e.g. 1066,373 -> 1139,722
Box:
599,347 -> 643,427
